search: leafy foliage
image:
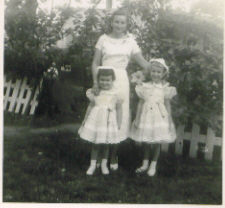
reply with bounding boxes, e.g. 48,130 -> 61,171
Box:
4,0 -> 67,83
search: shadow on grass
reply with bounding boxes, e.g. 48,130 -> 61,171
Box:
3,130 -> 222,204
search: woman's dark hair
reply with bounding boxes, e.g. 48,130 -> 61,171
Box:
109,8 -> 130,33
97,68 -> 116,81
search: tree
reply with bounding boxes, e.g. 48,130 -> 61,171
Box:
4,0 -> 68,82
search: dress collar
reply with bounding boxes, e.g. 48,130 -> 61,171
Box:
99,87 -> 116,95
143,81 -> 169,89
105,33 -> 134,42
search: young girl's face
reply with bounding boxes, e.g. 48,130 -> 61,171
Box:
111,15 -> 127,35
150,63 -> 166,83
98,75 -> 113,90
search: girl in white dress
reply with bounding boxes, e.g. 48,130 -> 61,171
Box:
130,58 -> 177,176
91,8 -> 150,170
78,67 -> 123,175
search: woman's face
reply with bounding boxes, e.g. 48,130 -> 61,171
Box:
111,15 -> 127,35
98,75 -> 113,90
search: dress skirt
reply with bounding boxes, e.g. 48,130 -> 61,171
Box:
79,106 -> 120,144
130,102 -> 176,144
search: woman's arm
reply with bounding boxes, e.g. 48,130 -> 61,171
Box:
91,48 -> 102,85
133,52 -> 150,72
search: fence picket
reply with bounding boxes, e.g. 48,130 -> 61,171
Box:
4,76 -> 42,115
204,127 -> 215,160
175,125 -> 185,155
4,78 -> 22,112
29,80 -> 42,115
14,77 -> 32,114
4,78 -> 12,110
189,124 -> 200,158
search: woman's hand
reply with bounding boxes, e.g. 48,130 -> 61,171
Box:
92,83 -> 99,96
143,62 -> 151,77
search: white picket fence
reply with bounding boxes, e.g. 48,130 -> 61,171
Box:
161,124 -> 222,161
4,76 -> 42,115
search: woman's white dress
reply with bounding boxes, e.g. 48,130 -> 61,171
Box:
78,88 -> 122,144
95,33 -> 141,141
130,82 -> 177,144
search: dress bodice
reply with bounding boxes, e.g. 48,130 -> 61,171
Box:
95,34 -> 141,70
135,82 -> 177,118
136,82 -> 166,104
86,88 -> 120,110
94,91 -> 116,109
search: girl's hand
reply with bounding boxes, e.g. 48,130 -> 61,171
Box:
130,71 -> 145,85
92,83 -> 99,95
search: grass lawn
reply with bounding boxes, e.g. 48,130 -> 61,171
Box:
3,128 -> 222,204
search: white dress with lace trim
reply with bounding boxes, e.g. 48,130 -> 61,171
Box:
78,88 -> 122,144
130,82 -> 177,144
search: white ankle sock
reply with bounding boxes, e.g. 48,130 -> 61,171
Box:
90,159 -> 97,167
150,161 -> 157,169
101,159 -> 107,167
142,159 -> 149,168
147,161 -> 157,176
101,159 -> 109,174
86,160 -> 97,175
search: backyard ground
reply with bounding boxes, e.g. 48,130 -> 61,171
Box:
3,123 -> 222,204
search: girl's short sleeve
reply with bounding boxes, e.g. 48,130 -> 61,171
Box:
95,35 -> 105,51
164,86 -> 177,99
86,89 -> 95,101
135,84 -> 145,99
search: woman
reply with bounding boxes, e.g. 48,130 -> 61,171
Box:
91,8 -> 150,170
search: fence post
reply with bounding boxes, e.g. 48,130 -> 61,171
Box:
189,124 -> 200,158
204,127 -> 215,160
175,125 -> 185,155
29,79 -> 43,115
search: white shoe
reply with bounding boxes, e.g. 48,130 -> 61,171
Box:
147,167 -> 156,176
86,165 -> 96,175
135,165 -> 148,173
135,159 -> 149,173
101,166 -> 109,175
110,163 -> 118,171
147,161 -> 157,177
101,159 -> 109,175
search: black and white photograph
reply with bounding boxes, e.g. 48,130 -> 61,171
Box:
2,0 -> 223,206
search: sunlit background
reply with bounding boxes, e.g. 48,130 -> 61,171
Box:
37,0 -> 224,15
